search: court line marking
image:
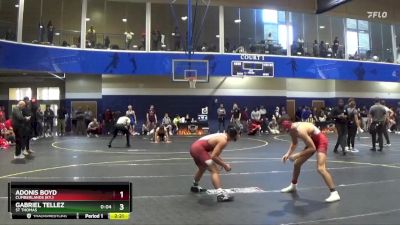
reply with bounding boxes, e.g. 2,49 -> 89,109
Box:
1,165 -> 374,180
281,208 -> 400,225
2,156 -> 400,180
50,137 -> 268,155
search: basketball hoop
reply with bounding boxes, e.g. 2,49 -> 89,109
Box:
188,77 -> 197,89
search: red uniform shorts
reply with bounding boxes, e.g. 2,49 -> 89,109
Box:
190,140 -> 212,168
311,133 -> 328,154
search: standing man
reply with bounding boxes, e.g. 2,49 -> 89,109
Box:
108,115 -> 131,148
332,99 -> 348,155
217,104 -> 226,133
230,103 -> 241,130
22,97 -> 33,154
57,106 -> 68,136
280,120 -> 340,203
12,101 -> 31,159
380,100 -> 392,147
43,105 -> 55,137
369,99 -> 387,151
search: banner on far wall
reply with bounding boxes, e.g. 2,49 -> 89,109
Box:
0,40 -> 399,82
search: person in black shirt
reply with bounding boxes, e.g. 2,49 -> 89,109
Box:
12,101 -> 31,159
230,103 -> 241,130
346,100 -> 362,152
44,105 -> 55,137
22,97 -> 33,154
332,99 -> 348,155
57,106 -> 68,136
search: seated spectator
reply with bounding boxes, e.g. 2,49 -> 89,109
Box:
301,107 -> 311,121
268,116 -> 280,134
172,115 -> 180,133
306,114 -> 315,124
162,113 -> 173,136
0,119 -> 15,144
87,118 -> 100,138
153,124 -> 171,143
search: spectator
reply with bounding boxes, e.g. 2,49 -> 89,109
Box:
332,99 -> 348,155
281,106 -> 288,117
44,105 -> 55,137
47,20 -> 54,44
104,36 -> 110,49
104,108 -> 113,135
313,40 -> 319,57
36,108 -> 44,138
5,28 -> 16,41
268,116 -> 280,134
87,118 -> 100,138
125,31 -> 134,50
230,103 -> 241,129
38,21 -> 45,42
0,118 -> 15,144
84,107 -> 93,128
295,106 -> 303,122
75,107 -> 86,135
172,115 -> 180,134
162,113 -> 173,136
319,41 -> 327,57
146,105 -> 157,131
87,25 -> 96,48
301,107 -> 311,121
332,37 -> 339,58
360,106 -> 369,131
57,106 -> 67,136
151,30 -> 158,50
126,105 -> 137,135
21,97 -> 32,154
259,105 -> 268,134
240,107 -> 249,134
306,113 -> 315,124
172,26 -> 181,51
217,104 -> 226,133
274,106 -> 281,120
12,101 -> 30,159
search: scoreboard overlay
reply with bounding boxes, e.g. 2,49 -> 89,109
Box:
8,182 -> 132,220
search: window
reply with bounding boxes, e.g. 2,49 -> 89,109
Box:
346,18 -> 370,58
262,9 -> 277,24
37,87 -> 60,100
9,88 -> 32,101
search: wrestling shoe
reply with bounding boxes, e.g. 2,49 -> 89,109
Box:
23,149 -> 30,156
280,183 -> 297,193
384,143 -> 391,147
190,185 -> 207,193
27,149 -> 35,154
325,191 -> 340,203
217,192 -> 234,202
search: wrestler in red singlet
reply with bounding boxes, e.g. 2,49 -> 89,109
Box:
190,125 -> 239,202
280,120 -> 341,203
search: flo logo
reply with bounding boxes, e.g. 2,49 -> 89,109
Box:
26,213 -> 32,219
367,11 -> 388,19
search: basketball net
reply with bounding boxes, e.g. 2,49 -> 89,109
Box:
188,77 -> 197,89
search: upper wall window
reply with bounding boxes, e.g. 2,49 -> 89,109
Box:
9,88 -> 32,101
37,87 -> 60,100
